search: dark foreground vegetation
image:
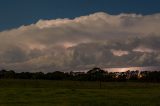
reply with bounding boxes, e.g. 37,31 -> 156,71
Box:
1,67 -> 160,82
0,80 -> 160,106
1,67 -> 160,106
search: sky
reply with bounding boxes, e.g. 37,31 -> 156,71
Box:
0,0 -> 160,72
1,0 -> 160,31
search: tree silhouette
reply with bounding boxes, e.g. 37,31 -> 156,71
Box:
87,67 -> 106,88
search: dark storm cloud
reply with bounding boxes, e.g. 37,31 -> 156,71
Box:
0,12 -> 160,72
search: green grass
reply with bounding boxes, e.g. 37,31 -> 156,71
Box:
0,80 -> 160,106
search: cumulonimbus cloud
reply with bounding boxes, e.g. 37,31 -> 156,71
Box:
0,12 -> 160,72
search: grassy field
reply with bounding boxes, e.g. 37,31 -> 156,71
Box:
0,80 -> 160,106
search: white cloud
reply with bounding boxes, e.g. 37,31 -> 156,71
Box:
111,49 -> 129,56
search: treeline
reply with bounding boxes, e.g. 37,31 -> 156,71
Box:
1,67 -> 160,82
